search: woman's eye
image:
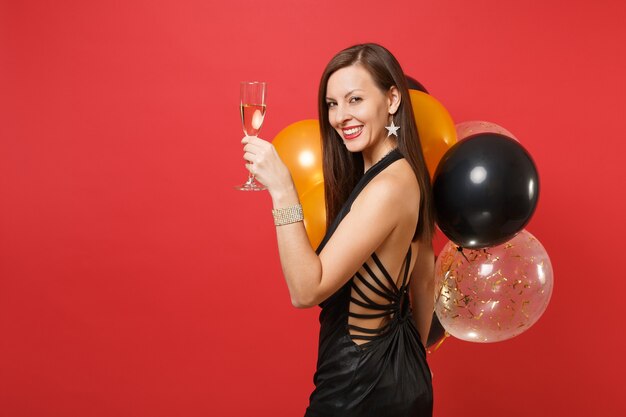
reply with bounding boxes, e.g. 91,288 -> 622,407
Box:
349,96 -> 362,103
327,102 -> 336,108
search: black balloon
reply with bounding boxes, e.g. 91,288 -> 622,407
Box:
433,133 -> 539,249
426,312 -> 446,348
405,75 -> 429,94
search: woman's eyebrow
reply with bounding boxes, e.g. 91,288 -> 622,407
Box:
326,89 -> 365,101
344,89 -> 364,98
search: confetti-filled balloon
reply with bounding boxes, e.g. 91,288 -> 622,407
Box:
426,312 -> 446,348
456,120 -> 517,141
434,230 -> 553,343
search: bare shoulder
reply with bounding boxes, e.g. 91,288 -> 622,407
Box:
348,159 -> 421,283
354,159 -> 420,213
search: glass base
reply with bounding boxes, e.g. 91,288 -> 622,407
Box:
235,177 -> 266,191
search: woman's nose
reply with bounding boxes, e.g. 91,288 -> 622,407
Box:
334,105 -> 351,125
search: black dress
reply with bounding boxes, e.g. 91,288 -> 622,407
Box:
304,149 -> 433,417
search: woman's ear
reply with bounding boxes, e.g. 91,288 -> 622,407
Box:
388,86 -> 401,115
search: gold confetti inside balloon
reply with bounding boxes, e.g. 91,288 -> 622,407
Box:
434,229 -> 553,343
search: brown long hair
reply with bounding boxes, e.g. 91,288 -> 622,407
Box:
318,43 -> 434,242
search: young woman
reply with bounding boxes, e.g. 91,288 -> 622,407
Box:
241,43 -> 435,417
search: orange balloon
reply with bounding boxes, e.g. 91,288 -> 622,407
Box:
300,181 -> 327,249
272,120 -> 323,198
409,90 -> 458,178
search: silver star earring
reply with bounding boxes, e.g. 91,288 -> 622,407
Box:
385,118 -> 400,137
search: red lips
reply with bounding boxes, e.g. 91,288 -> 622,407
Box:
342,125 -> 363,140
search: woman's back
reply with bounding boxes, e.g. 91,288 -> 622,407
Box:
346,156 -> 420,343
305,149 -> 433,417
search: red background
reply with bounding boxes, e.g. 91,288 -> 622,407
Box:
2,1 -> 625,416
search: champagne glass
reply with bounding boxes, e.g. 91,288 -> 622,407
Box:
236,81 -> 267,191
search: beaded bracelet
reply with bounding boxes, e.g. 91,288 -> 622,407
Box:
272,204 -> 304,226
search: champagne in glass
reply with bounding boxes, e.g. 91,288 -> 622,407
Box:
236,81 -> 267,191
241,103 -> 266,137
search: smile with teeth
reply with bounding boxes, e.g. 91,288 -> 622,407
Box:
342,126 -> 363,139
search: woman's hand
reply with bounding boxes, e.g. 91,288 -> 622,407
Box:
241,135 -> 295,199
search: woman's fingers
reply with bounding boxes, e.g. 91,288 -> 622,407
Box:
243,142 -> 263,155
240,135 -> 289,191
242,137 -> 275,166
241,135 -> 269,146
242,136 -> 268,155
243,151 -> 256,163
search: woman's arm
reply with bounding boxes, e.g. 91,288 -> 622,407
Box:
269,185 -> 323,308
409,240 -> 435,347
271,177 -> 405,308
242,136 -> 410,308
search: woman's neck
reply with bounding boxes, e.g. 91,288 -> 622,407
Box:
362,140 -> 398,173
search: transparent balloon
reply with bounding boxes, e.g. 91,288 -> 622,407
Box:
434,230 -> 553,343
456,120 -> 517,141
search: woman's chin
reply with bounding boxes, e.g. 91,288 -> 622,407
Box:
343,141 -> 364,153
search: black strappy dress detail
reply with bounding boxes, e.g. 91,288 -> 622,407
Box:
304,149 -> 433,417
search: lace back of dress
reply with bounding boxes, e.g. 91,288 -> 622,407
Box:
348,248 -> 412,347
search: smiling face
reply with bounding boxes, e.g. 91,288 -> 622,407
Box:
325,64 -> 399,156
